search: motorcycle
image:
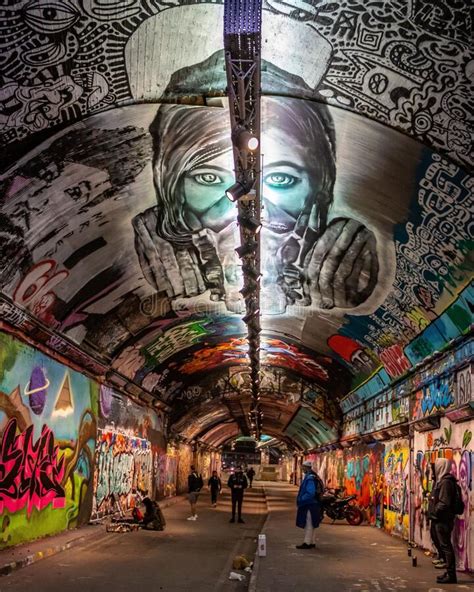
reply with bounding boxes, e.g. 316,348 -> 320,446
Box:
321,488 -> 363,526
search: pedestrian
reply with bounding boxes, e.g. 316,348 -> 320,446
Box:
228,465 -> 248,523
247,466 -> 255,488
187,465 -> 203,521
141,497 -> 166,531
428,458 -> 458,584
208,470 -> 222,507
295,460 -> 323,549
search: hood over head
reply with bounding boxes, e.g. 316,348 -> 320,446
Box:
434,458 -> 452,481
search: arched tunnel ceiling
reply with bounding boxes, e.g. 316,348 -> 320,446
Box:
0,1 -> 472,450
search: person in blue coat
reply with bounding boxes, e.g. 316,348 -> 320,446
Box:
296,460 -> 323,549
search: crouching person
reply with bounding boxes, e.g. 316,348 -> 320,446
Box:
142,497 -> 166,531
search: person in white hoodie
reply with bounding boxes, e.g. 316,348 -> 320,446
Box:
428,458 -> 458,584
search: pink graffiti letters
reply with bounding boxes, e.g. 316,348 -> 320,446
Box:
0,418 -> 66,516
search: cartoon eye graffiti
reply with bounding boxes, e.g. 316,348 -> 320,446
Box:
192,172 -> 223,185
264,172 -> 299,188
22,0 -> 79,34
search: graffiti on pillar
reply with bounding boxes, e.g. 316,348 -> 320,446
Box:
0,332 -> 98,548
413,418 -> 473,572
383,439 -> 409,539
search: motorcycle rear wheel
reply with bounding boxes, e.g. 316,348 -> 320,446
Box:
345,507 -> 363,525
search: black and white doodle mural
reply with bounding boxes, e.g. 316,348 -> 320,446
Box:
0,1 -> 471,169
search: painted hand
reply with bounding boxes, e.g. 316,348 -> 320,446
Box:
305,218 -> 379,309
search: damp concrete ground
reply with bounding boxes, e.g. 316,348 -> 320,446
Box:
254,482 -> 474,592
1,482 -> 473,592
0,486 -> 267,592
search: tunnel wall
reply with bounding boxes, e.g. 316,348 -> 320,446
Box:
0,331 -> 98,548
310,336 -> 474,572
0,330 -> 220,546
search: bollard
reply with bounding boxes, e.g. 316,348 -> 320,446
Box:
412,556 -> 417,567
258,534 -> 267,557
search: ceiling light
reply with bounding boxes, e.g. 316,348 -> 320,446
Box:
232,127 -> 259,152
235,241 -> 257,258
238,214 -> 262,234
242,263 -> 262,281
225,180 -> 254,202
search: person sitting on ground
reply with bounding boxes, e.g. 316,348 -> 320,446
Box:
141,497 -> 166,531
295,460 -> 323,550
187,465 -> 203,521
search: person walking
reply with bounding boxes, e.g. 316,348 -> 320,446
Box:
208,470 -> 222,507
247,466 -> 255,488
228,466 -> 248,523
187,465 -> 203,521
429,458 -> 458,584
295,460 -> 323,549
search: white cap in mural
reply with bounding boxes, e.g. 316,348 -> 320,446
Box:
125,4 -> 331,100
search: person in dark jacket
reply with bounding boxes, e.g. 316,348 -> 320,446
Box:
227,466 -> 248,523
295,460 -> 323,549
246,467 -> 256,488
208,470 -> 222,507
429,458 -> 458,584
187,465 -> 203,521
141,497 -> 165,530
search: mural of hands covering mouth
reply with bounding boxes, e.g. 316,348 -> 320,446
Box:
133,51 -> 379,317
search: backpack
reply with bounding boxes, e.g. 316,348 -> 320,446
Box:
453,482 -> 465,515
312,474 -> 324,502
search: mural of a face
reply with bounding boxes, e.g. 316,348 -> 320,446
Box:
134,80 -> 378,316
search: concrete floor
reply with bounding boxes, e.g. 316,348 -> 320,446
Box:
1,486 -> 266,592
255,482 -> 474,592
1,482 -> 473,592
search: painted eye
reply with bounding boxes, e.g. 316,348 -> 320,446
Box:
193,173 -> 223,185
264,173 -> 298,188
23,0 -> 79,34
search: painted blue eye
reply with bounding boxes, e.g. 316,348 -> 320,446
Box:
264,173 -> 298,188
193,173 -> 223,185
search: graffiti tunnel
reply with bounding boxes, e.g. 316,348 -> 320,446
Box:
0,0 -> 472,589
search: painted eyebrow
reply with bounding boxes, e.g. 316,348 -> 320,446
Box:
187,165 -> 231,173
263,161 -> 306,171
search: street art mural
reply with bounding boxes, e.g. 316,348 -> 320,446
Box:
413,417 -> 474,572
93,386 -> 165,516
0,0 -> 471,421
383,439 -> 409,539
177,443 -> 193,494
0,331 -> 98,548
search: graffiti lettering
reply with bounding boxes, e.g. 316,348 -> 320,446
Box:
0,418 -> 66,516
456,365 -> 473,406
145,320 -> 211,365
379,344 -> 411,378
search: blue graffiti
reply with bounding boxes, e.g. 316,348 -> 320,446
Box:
420,379 -> 454,415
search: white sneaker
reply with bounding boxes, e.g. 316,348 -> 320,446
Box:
187,516 -> 196,521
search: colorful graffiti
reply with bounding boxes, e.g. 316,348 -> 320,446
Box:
383,439 -> 409,539
0,331 -> 98,548
94,429 -> 153,516
413,417 -> 473,571
412,376 -> 455,420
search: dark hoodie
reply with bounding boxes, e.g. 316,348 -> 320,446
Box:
429,458 -> 457,522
